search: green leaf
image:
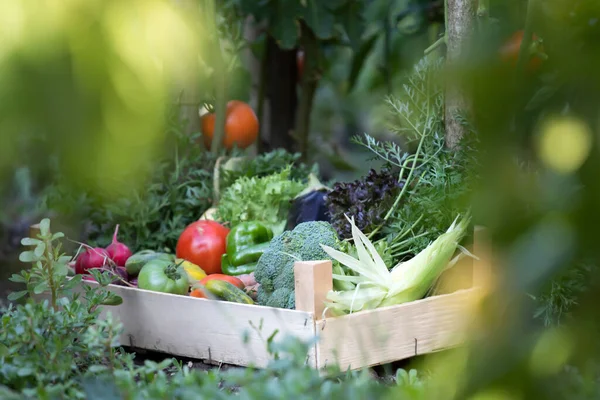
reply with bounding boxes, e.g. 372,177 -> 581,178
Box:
58,255 -> 72,264
58,297 -> 70,306
347,33 -> 379,92
34,242 -> 46,258
39,218 -> 50,236
526,85 -> 559,111
54,262 -> 68,277
81,376 -> 122,400
337,0 -> 366,50
7,291 -> 28,301
270,3 -> 300,49
51,232 -> 65,240
302,0 -> 336,39
33,282 -> 49,295
17,366 -> 35,377
102,295 -> 123,306
19,251 -> 36,263
20,237 -> 41,246
63,274 -> 83,289
87,365 -> 109,373
9,274 -> 26,283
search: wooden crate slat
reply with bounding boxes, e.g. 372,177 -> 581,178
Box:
75,282 -> 317,368
314,288 -> 481,370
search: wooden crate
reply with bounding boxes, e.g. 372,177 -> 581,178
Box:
41,226 -> 491,371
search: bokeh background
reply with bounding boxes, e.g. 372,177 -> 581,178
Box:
2,0 -> 600,397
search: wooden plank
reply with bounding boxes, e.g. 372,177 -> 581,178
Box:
294,260 -> 332,320
314,288 -> 481,370
431,244 -> 475,296
72,282 -> 317,368
29,224 -> 41,240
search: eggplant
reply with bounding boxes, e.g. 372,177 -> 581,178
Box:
286,174 -> 331,230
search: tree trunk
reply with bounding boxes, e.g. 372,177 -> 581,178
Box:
444,0 -> 476,149
294,21 -> 320,162
241,15 -> 262,156
264,35 -> 298,152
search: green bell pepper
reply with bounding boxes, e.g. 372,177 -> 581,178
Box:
221,221 -> 273,275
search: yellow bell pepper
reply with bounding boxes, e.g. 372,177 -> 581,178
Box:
176,258 -> 207,283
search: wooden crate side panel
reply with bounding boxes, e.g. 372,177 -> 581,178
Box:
315,289 -> 480,371
68,283 -> 317,368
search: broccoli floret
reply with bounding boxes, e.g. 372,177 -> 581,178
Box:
254,221 -> 339,309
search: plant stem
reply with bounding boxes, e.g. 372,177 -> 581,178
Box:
476,0 -> 489,19
367,134 -> 427,240
256,38 -> 269,154
509,0 -> 536,134
383,11 -> 393,95
45,240 -> 58,311
389,214 -> 425,245
384,136 -> 425,222
476,0 -> 489,32
424,35 -> 446,56
515,0 -> 536,75
213,155 -> 226,205
295,21 -> 319,162
208,0 -> 228,155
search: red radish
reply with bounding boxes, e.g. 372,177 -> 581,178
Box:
75,247 -> 109,274
105,224 -> 132,267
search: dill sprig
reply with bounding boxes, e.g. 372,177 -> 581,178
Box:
352,56 -> 478,262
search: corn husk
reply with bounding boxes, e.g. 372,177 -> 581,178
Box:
320,214 -> 471,315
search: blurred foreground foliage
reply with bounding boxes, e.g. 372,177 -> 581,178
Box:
3,0 -> 600,399
38,109 -> 216,254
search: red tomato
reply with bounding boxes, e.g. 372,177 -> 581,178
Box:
499,30 -> 544,73
201,100 -> 259,150
200,274 -> 245,289
176,221 -> 229,275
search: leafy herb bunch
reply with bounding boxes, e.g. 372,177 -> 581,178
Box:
332,56 -> 478,266
219,149 -> 318,192
325,168 -> 405,240
215,166 -> 306,236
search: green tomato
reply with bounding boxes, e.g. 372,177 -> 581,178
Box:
137,259 -> 189,295
125,250 -> 174,277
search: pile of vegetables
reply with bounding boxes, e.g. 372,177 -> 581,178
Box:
67,57 -> 476,314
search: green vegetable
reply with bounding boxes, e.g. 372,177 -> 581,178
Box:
137,259 -> 189,295
205,280 -> 254,304
321,214 -> 471,316
219,149 -> 318,192
221,221 -> 273,276
254,221 -> 340,309
125,250 -> 174,276
215,166 -> 306,236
